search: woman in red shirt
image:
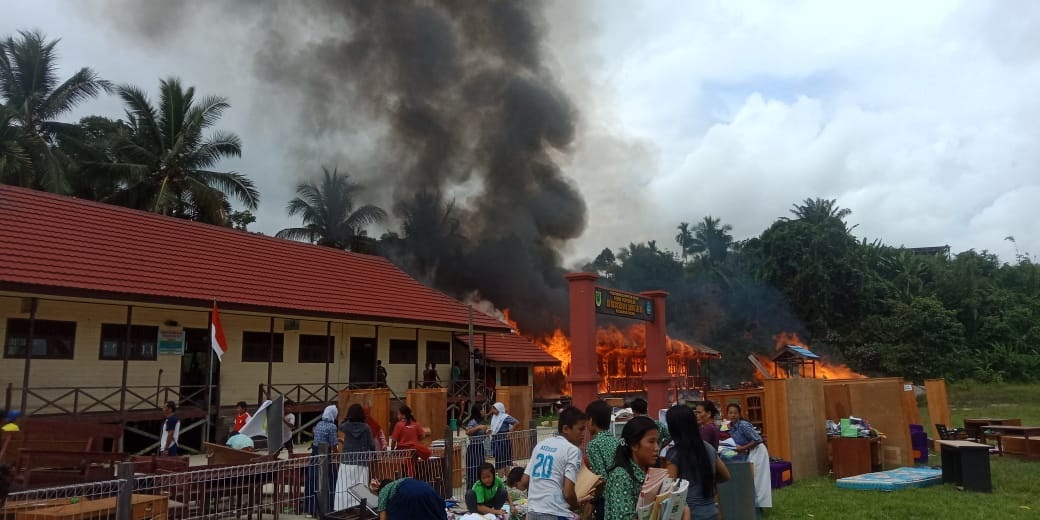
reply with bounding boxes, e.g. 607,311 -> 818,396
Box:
390,405 -> 428,476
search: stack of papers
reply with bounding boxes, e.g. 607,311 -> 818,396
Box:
635,468 -> 689,520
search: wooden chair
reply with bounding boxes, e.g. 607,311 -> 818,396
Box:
935,424 -> 968,441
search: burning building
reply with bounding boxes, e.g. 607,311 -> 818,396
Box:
751,332 -> 865,381
528,323 -> 721,398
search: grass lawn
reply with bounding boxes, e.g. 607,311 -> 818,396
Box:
765,383 -> 1040,519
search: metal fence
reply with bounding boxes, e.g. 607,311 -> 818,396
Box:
2,428 -> 558,519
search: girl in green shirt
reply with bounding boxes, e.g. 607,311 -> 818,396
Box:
604,416 -> 660,520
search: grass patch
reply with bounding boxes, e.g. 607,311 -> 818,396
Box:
767,383 -> 1040,519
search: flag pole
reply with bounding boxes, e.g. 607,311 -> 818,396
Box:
205,301 -> 215,444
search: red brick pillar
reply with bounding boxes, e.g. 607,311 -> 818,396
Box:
641,290 -> 670,416
566,272 -> 600,410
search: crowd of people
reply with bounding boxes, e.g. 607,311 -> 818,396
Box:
176,394 -> 765,520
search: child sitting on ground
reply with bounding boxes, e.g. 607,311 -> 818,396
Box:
466,463 -> 512,517
505,466 -> 527,520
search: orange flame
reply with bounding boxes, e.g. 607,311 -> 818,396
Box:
529,323 -> 718,397
752,331 -> 866,380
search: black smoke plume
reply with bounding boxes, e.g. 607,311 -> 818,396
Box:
106,0 -> 587,334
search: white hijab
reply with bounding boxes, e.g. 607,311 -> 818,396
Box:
489,402 -> 512,434
322,405 -> 339,423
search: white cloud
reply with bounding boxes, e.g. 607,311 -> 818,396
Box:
4,0 -> 1038,265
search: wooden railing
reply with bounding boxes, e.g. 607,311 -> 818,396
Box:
5,383 -> 212,417
258,381 -> 403,405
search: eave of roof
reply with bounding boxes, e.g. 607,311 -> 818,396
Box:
454,332 -> 562,366
0,185 -> 512,332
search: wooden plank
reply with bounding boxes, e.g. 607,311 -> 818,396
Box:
405,389 -> 447,441
764,379 -> 829,479
844,379 -> 913,467
900,381 -> 922,427
924,378 -> 951,441
338,388 -> 392,438
15,494 -> 167,520
823,383 -> 851,420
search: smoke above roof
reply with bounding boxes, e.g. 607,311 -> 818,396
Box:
102,0 -> 586,334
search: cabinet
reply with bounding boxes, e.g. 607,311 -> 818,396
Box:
829,437 -> 881,479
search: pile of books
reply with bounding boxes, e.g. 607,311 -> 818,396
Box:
636,468 -> 689,520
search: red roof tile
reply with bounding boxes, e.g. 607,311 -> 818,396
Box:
0,185 -> 511,332
455,332 -> 561,366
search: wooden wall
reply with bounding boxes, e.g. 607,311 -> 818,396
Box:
406,388 -> 447,442
709,388 -> 768,437
823,378 -> 913,467
924,378 -> 951,441
337,388 -> 391,434
763,378 -> 829,479
495,386 -> 533,430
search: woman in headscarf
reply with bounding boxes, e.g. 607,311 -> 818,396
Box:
464,404 -> 490,487
336,404 -> 375,511
305,404 -> 340,515
489,402 -> 518,471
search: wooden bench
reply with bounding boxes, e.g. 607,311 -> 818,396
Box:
14,450 -> 127,489
14,494 -> 168,520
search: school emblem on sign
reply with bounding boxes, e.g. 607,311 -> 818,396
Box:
594,289 -> 603,308
645,300 -> 653,317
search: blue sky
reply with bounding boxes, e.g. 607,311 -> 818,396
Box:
4,0 -> 1038,265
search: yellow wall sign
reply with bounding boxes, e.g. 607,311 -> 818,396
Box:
594,287 -> 654,321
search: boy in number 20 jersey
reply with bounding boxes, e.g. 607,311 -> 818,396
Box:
518,406 -> 589,520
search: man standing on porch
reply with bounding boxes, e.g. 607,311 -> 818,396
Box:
160,401 -> 180,456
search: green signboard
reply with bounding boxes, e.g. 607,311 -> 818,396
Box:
594,287 -> 654,321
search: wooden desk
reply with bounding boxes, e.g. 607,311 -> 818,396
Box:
15,494 -> 168,520
963,418 -> 1020,440
0,499 -> 68,520
829,437 -> 881,479
937,440 -> 992,492
980,425 -> 1040,459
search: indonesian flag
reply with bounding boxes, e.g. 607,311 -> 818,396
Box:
211,302 -> 228,362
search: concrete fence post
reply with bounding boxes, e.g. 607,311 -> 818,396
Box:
444,427 -> 454,498
116,461 -> 135,520
317,443 -> 331,518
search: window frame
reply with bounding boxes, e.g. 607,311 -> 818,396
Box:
388,338 -> 418,365
426,340 -> 451,365
298,334 -> 335,364
3,318 -> 77,360
98,323 -> 159,361
241,331 -> 285,363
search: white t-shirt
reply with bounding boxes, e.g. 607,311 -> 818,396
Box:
524,435 -> 582,517
283,413 -> 295,441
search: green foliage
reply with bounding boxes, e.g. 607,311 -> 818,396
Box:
0,30 -> 111,192
597,199 -> 1040,384
276,167 -> 387,250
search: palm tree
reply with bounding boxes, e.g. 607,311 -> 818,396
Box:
788,197 -> 851,223
395,190 -> 465,278
276,167 -> 387,250
0,106 -> 29,182
99,78 -> 258,224
0,30 -> 111,192
675,222 -> 693,264
689,215 -> 734,263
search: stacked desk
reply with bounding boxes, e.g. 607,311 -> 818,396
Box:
979,425 -> 1040,459
936,440 -> 991,492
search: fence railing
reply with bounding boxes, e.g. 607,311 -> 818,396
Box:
5,384 -> 211,417
3,428 -> 557,519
